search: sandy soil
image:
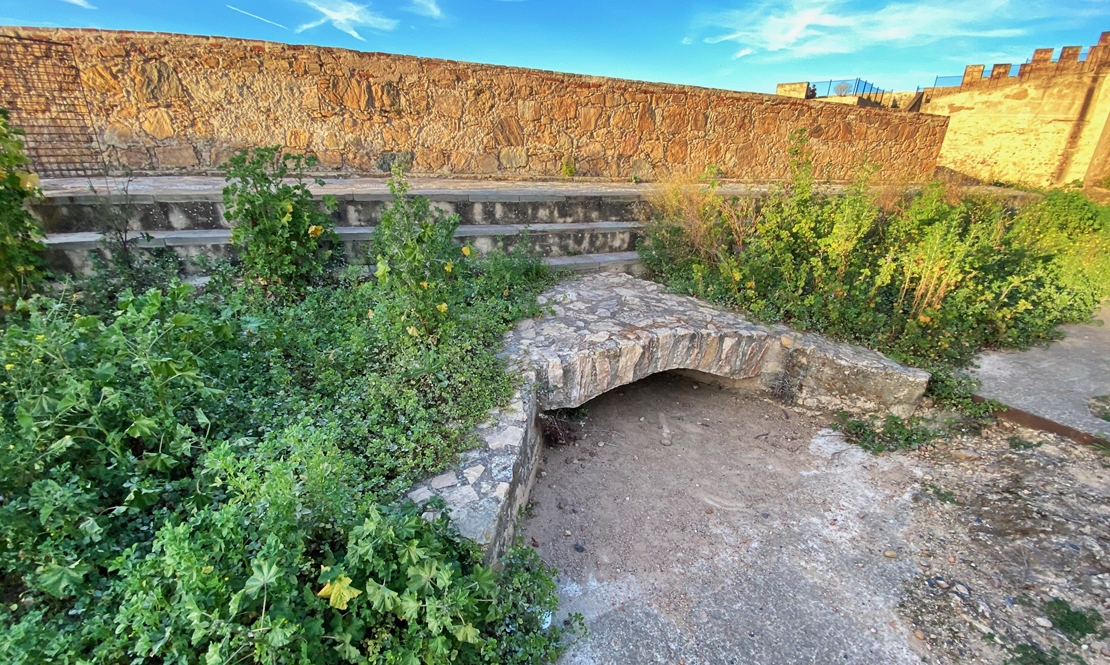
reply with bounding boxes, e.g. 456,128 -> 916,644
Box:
522,372 -> 1110,665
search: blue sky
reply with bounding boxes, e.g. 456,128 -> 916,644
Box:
1,0 -> 1106,93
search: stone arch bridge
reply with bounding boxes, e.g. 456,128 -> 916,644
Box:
405,273 -> 929,561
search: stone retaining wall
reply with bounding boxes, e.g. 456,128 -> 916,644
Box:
1,28 -> 948,183
406,273 -> 930,562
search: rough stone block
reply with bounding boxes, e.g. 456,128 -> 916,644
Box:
140,108 -> 174,140
499,146 -> 527,169
154,145 -> 199,168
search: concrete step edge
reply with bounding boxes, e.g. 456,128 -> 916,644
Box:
45,222 -> 645,251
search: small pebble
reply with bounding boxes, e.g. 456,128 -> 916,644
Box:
935,579 -> 950,589
914,629 -> 926,640
574,543 -> 586,553
564,530 -> 571,537
954,583 -> 969,595
883,550 -> 898,558
1035,617 -> 1053,628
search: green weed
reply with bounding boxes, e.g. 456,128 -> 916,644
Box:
1008,435 -> 1043,451
833,412 -> 937,454
926,483 -> 960,504
1043,599 -> 1104,641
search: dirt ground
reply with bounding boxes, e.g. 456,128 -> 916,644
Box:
521,372 -> 1110,665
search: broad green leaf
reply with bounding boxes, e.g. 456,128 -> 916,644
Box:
452,623 -> 480,645
126,417 -> 158,438
399,539 -> 426,566
469,566 -> 496,594
36,560 -> 90,598
374,258 -> 391,280
398,591 -> 422,621
365,578 -> 399,612
245,560 -> 281,598
407,560 -> 438,594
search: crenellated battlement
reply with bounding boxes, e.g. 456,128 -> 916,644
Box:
959,31 -> 1110,88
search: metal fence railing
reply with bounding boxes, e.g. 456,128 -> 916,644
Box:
0,35 -> 105,178
810,78 -> 887,103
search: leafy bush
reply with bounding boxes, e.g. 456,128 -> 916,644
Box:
1,171 -> 570,663
371,169 -> 468,341
0,109 -> 47,310
640,131 -> 1110,404
223,147 -> 338,290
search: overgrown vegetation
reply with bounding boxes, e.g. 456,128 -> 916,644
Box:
0,144 -> 576,663
0,109 -> 47,311
641,131 -> 1110,414
80,173 -> 183,314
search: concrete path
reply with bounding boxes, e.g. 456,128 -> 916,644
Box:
37,174 -> 1029,202
971,306 -> 1110,443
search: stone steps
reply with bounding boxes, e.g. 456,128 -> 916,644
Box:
44,222 -> 646,276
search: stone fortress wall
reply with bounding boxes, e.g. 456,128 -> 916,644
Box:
0,27 -> 948,183
920,32 -> 1110,187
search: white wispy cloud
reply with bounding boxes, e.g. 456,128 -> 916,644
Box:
296,0 -> 398,40
703,0 -> 1025,59
408,0 -> 442,18
227,4 -> 288,28
60,0 -> 96,9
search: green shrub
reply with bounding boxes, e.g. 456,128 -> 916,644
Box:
370,168 -> 469,341
1,168 -> 568,663
640,131 -> 1110,405
223,147 -> 338,290
0,109 -> 47,310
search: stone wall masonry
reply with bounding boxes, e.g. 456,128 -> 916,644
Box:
922,31 -> 1110,187
405,273 -> 930,562
0,28 -> 948,183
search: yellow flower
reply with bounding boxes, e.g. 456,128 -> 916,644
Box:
18,171 -> 39,190
461,246 -> 471,257
732,271 -> 741,282
406,326 -> 420,337
367,309 -> 374,319
34,335 -> 44,341
33,359 -> 41,364
4,364 -> 12,370
437,303 -> 448,313
420,281 -> 429,290
444,262 -> 453,273
307,224 -> 324,238
503,288 -> 509,297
